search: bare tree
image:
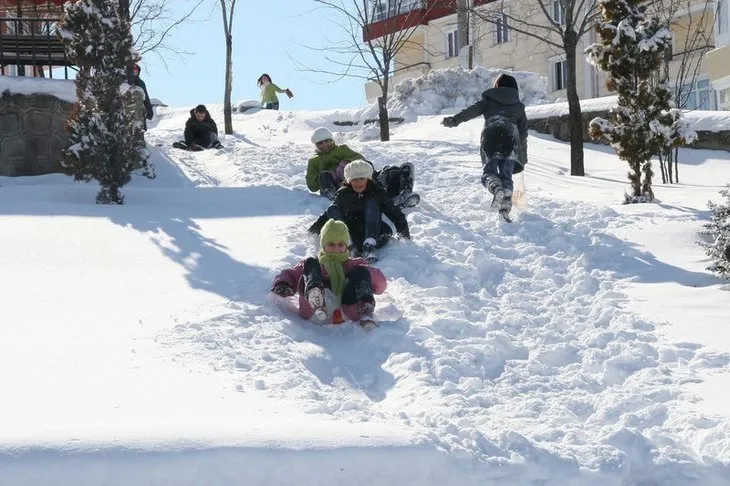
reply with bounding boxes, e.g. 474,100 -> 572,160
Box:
300,0 -> 435,142
471,0 -> 601,176
129,0 -> 204,64
218,0 -> 236,135
648,0 -> 714,184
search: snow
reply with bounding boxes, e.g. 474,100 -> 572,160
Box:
527,95 -> 730,133
2,100 -> 730,484
0,76 -> 76,103
366,66 -> 553,121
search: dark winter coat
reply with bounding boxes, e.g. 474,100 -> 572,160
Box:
184,109 -> 219,145
454,87 -> 528,172
133,75 -> 154,120
309,180 -> 410,243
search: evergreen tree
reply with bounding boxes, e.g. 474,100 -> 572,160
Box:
703,186 -> 730,279
59,0 -> 154,205
586,0 -> 694,203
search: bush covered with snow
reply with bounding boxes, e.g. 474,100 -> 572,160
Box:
704,185 -> 730,279
233,99 -> 261,113
359,67 -> 552,123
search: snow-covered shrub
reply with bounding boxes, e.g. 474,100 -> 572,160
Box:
703,185 -> 730,279
59,0 -> 153,204
586,0 -> 695,204
358,66 -> 552,122
233,99 -> 260,113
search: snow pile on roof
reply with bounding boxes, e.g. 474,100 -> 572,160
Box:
361,67 -> 553,122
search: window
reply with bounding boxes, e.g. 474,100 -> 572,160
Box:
552,0 -> 565,25
719,87 -> 730,111
495,14 -> 509,44
553,59 -> 567,91
719,0 -> 729,36
681,78 -> 714,110
446,29 -> 459,58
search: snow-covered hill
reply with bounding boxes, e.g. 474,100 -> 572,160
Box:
1,103 -> 729,485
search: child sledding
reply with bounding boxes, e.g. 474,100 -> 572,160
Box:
172,104 -> 224,151
306,127 -> 420,209
308,160 -> 411,263
271,220 -> 387,330
442,73 -> 528,222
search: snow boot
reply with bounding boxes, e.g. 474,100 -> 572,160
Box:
306,287 -> 328,323
172,141 -> 188,150
490,188 -> 505,212
361,238 -> 378,264
358,300 -> 377,330
394,192 -> 420,208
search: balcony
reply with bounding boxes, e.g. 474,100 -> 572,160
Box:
373,0 -> 425,22
364,0 -> 495,42
0,0 -> 71,78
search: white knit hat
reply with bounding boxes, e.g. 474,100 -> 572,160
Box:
311,127 -> 333,144
344,160 -> 373,182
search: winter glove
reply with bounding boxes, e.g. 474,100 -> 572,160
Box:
285,88 -> 294,99
272,283 -> 295,297
442,116 -> 459,128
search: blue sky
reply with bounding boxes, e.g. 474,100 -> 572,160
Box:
137,0 -> 369,111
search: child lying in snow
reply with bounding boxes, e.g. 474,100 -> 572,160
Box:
271,220 -> 386,329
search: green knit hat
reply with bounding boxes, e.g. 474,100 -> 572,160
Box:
320,219 -> 350,249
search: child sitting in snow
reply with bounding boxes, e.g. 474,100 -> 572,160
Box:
308,160 -> 410,263
306,127 -> 419,207
271,219 -> 386,329
306,127 -> 366,200
441,73 -> 528,218
173,104 -> 224,151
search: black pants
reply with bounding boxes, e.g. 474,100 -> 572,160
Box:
376,163 -> 414,198
301,258 -> 373,306
319,171 -> 339,197
190,131 -> 220,149
480,119 -> 518,193
326,202 -> 392,251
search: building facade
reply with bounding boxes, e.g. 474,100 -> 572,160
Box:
365,0 -> 716,110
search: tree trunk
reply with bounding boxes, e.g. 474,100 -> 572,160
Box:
119,0 -> 135,85
378,96 -> 390,142
223,33 -> 233,135
658,152 -> 666,184
456,0 -> 469,52
565,33 -> 585,176
674,147 -> 679,183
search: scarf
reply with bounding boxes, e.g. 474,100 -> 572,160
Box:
317,249 -> 349,298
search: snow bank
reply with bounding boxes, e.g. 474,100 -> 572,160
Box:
527,95 -> 730,133
0,76 -> 76,103
360,66 -> 552,123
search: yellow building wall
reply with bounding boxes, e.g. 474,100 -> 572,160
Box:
365,0 -> 715,104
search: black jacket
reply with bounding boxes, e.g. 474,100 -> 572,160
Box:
309,181 -> 410,239
184,109 -> 218,145
454,87 -> 528,169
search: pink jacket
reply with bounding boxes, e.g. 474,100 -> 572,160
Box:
272,257 -> 387,320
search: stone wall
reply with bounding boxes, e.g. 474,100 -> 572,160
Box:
527,108 -> 730,152
0,90 -> 73,176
